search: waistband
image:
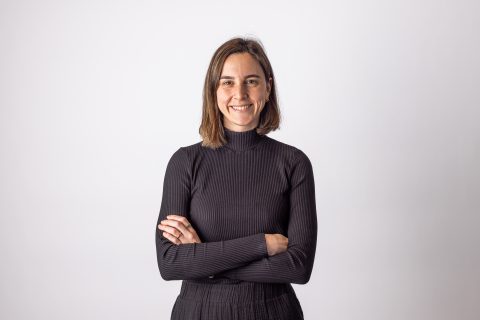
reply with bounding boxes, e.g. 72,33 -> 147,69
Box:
179,278 -> 295,304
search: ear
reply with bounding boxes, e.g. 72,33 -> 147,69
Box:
266,77 -> 273,97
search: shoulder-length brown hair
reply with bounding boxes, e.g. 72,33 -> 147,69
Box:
199,37 -> 281,149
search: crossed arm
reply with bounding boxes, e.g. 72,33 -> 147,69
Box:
155,148 -> 317,284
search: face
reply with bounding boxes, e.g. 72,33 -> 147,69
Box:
216,53 -> 272,132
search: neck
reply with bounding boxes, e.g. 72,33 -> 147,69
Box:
224,127 -> 264,152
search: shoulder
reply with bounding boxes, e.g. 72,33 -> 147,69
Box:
167,141 -> 209,166
264,136 -> 315,184
178,141 -> 215,160
164,142 -> 204,178
263,135 -> 312,167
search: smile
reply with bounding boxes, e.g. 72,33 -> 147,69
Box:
230,104 -> 253,111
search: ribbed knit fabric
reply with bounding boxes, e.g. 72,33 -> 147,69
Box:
171,279 -> 304,319
155,127 -> 317,319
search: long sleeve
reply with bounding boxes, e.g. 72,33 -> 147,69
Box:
215,150 -> 318,284
155,147 -> 268,281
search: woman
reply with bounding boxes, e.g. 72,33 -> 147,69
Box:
155,37 -> 317,320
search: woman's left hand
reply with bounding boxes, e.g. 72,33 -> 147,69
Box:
158,215 -> 202,245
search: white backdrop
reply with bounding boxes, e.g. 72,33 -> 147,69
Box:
1,1 -> 479,319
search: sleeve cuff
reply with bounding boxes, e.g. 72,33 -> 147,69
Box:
253,233 -> 268,258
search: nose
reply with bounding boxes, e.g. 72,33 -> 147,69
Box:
233,83 -> 248,100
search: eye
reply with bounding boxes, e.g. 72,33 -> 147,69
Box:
246,79 -> 259,85
221,80 -> 233,86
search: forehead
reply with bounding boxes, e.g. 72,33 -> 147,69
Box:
220,53 -> 264,77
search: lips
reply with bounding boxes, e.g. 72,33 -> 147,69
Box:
230,104 -> 253,111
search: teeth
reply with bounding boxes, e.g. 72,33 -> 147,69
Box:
231,104 -> 252,111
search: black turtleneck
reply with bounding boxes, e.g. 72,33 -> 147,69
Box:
155,128 -> 317,284
222,127 -> 264,152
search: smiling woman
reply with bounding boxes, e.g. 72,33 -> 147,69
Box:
216,53 -> 272,132
155,37 -> 317,320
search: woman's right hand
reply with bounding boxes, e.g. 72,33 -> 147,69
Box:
264,234 -> 288,256
158,215 -> 202,245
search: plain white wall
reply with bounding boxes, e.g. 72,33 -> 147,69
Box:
1,0 -> 479,319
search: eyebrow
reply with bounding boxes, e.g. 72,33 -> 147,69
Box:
219,74 -> 261,80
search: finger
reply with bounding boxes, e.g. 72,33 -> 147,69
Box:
162,231 -> 181,245
159,227 -> 187,245
166,215 -> 192,228
162,218 -> 191,237
158,224 -> 182,239
161,220 -> 200,243
160,220 -> 193,242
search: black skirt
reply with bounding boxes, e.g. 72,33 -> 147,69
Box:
170,278 -> 304,320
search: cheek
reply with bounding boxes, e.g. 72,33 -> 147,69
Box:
216,95 -> 229,112
251,88 -> 267,100
217,98 -> 227,109
217,94 -> 225,103
216,91 -> 227,104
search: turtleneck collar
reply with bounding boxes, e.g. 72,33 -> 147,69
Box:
224,127 -> 264,152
